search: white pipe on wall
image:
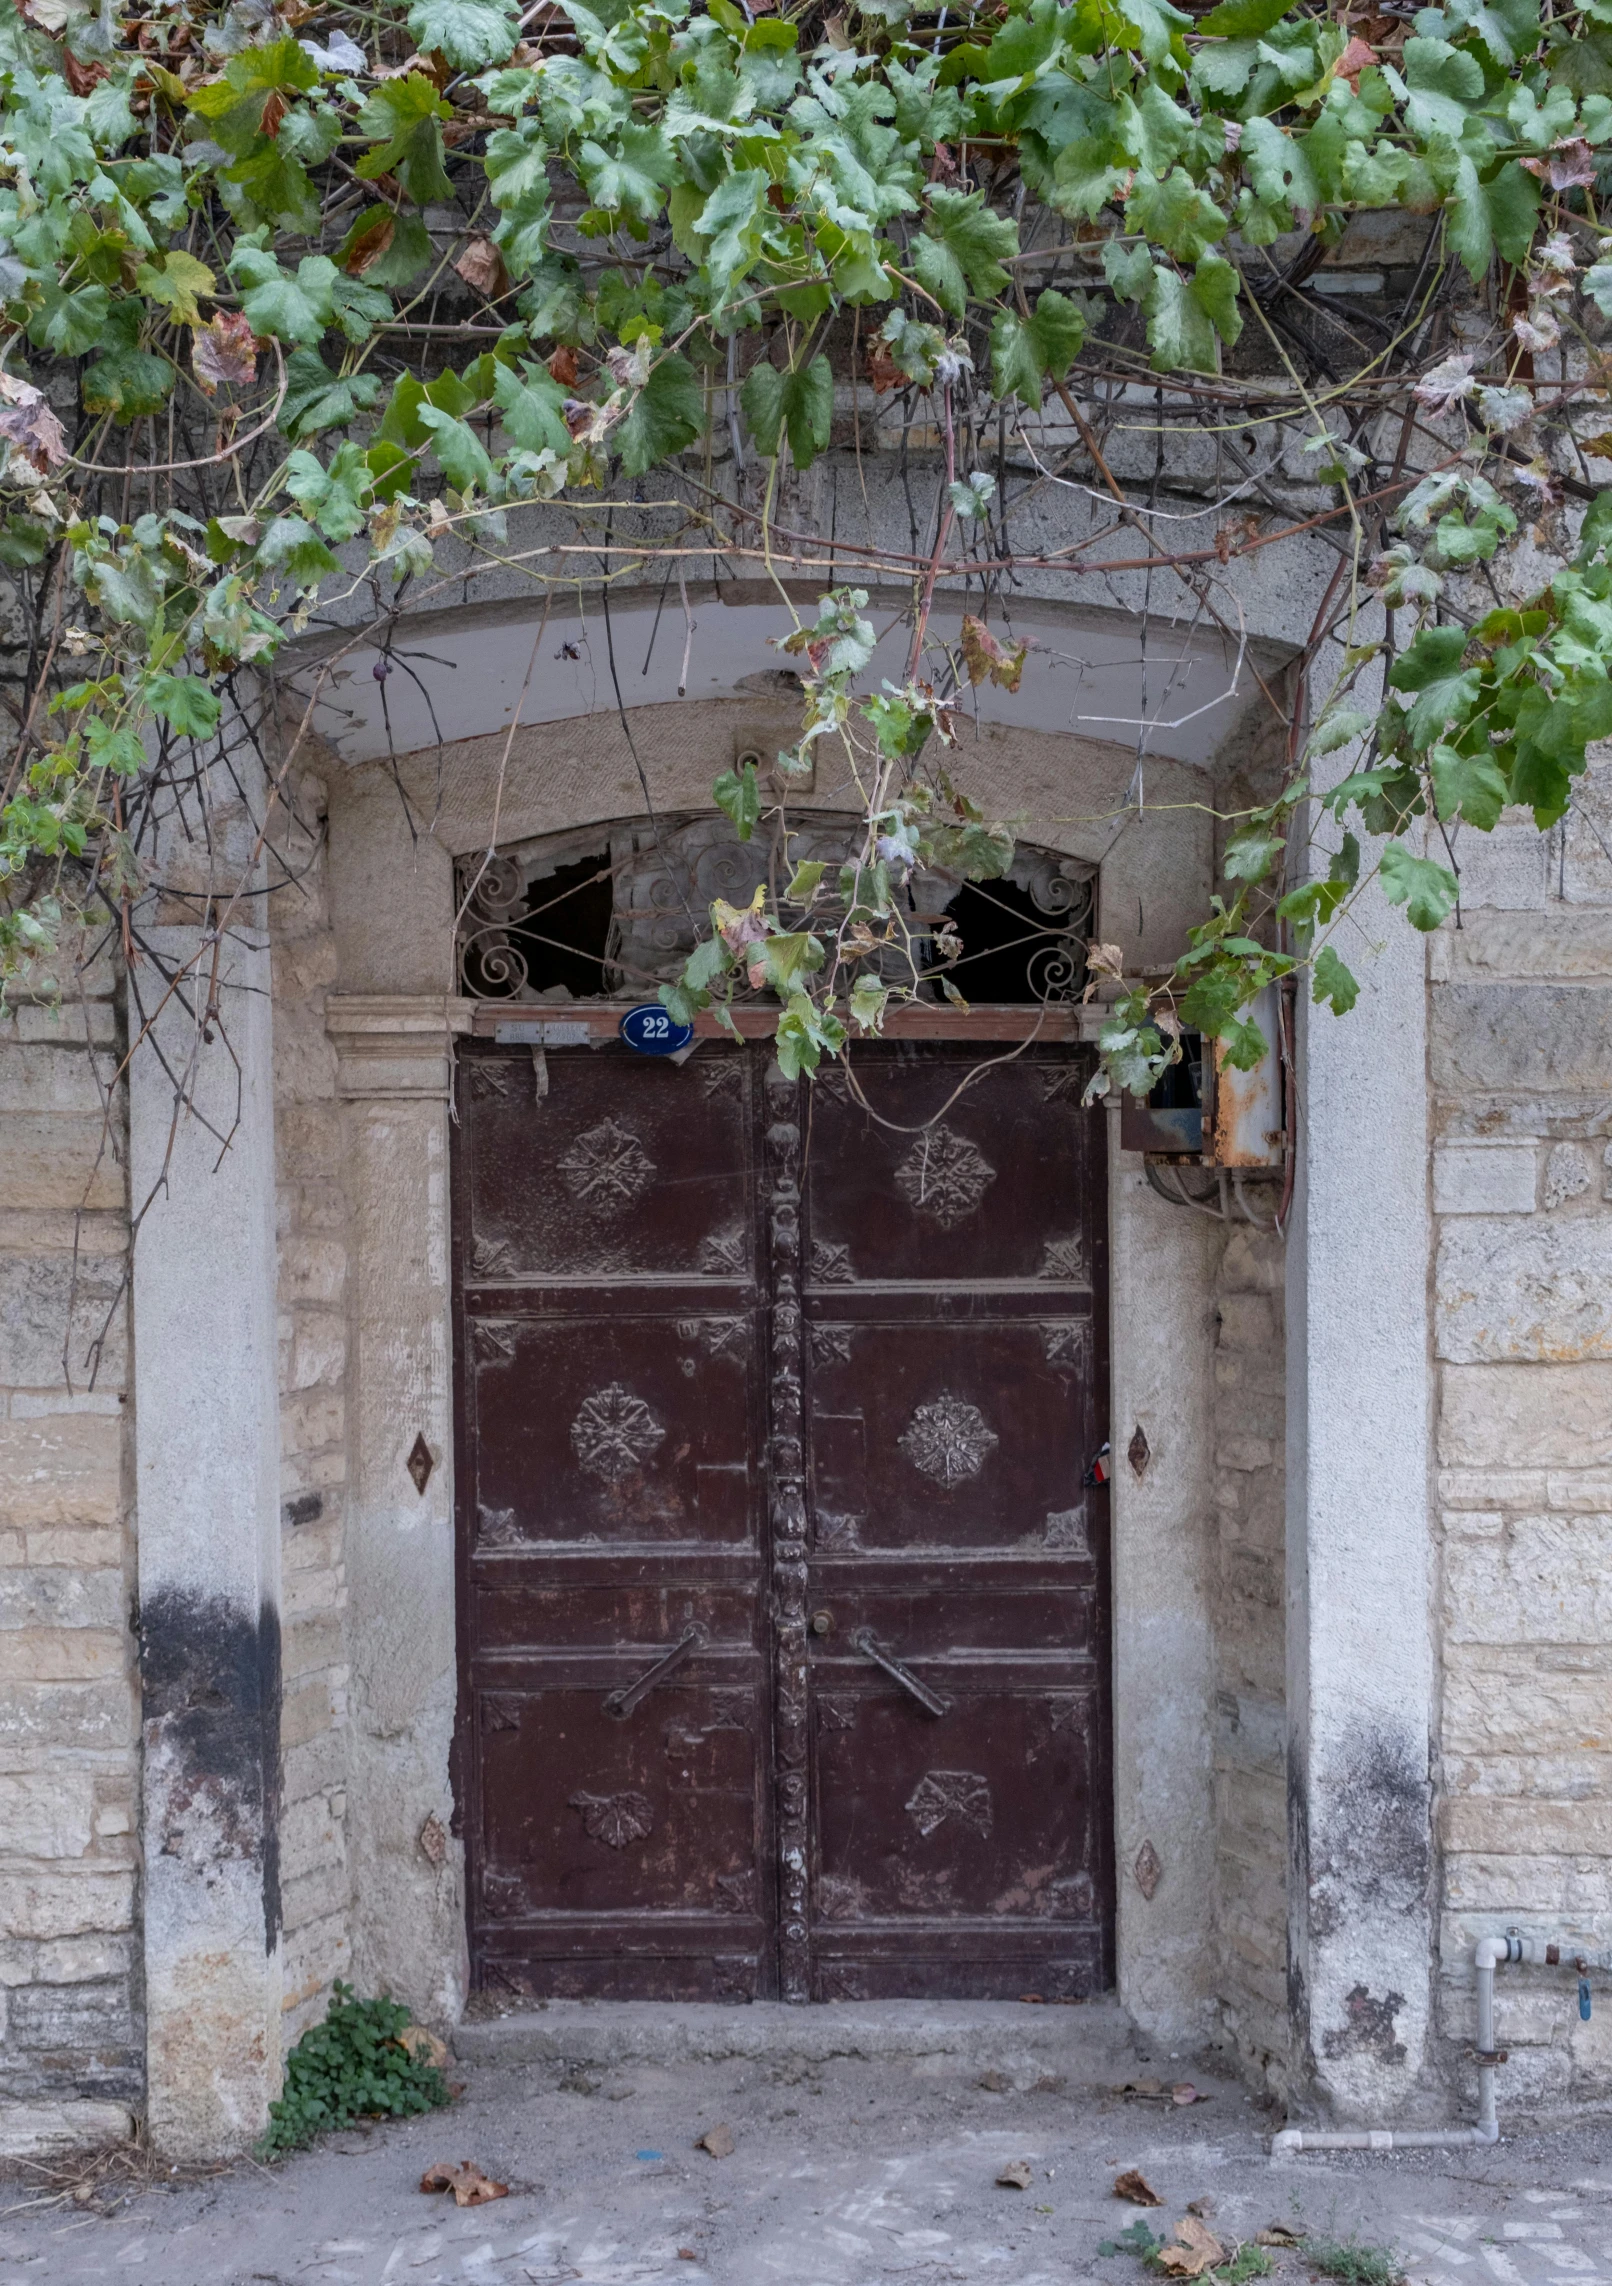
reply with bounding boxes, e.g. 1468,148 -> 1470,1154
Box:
1272,1936 -> 1609,2154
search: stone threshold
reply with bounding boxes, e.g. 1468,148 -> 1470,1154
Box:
453,1996 -> 1139,2072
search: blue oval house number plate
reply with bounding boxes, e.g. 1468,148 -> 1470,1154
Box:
619,1003 -> 693,1056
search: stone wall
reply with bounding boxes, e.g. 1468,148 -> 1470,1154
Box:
269,771 -> 353,2043
1209,1221 -> 1289,2094
1431,768 -> 1612,2118
0,956 -> 140,2155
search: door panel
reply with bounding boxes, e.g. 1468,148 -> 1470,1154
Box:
454,1036 -> 1110,2002
800,1047 -> 1111,1999
455,1043 -> 772,1999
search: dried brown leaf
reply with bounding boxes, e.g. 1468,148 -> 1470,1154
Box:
996,2160 -> 1034,2190
453,235 -> 509,300
1156,2216 -> 1227,2277
865,341 -> 905,394
343,210 -> 397,277
420,2160 -> 508,2207
696,2124 -> 735,2159
0,375 -> 65,477
959,613 -> 1027,693
191,311 -> 259,399
547,344 -> 578,387
399,2024 -> 449,2071
1336,35 -> 1376,87
1114,2168 -> 1164,2207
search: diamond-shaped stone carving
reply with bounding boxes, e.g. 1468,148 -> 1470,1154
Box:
906,1769 -> 992,1838
557,1117 -> 656,1210
894,1123 -> 996,1228
898,1395 -> 998,1489
569,1382 -> 666,1481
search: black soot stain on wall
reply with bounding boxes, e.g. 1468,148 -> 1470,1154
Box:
139,1588 -> 282,1951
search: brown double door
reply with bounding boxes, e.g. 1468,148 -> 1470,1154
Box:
453,1036 -> 1112,2001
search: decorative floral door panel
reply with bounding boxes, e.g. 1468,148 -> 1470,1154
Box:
797,1048 -> 1111,2000
455,1045 -> 771,2000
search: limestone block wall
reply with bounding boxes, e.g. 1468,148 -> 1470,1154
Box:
268,773 -> 353,2042
1431,768 -> 1612,2117
0,965 -> 140,2154
1209,1222 -> 1289,2094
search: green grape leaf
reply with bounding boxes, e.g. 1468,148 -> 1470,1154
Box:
615,351 -> 704,475
1312,943 -> 1360,1014
579,123 -> 680,221
285,440 -> 374,542
135,249 -> 215,328
355,75 -> 455,207
1195,0 -> 1293,33
407,0 -> 519,68
416,405 -> 497,493
329,274 -> 392,345
256,514 -> 341,592
144,672 -> 222,738
1379,843 -> 1459,929
279,348 -> 383,441
1429,742 -> 1509,830
713,759 -> 762,840
1146,253 -> 1241,373
740,354 -> 833,469
989,288 -> 1087,409
492,361 -> 571,454
1129,168 -> 1229,263
229,249 -> 337,344
31,282 -> 110,357
910,186 -> 1019,317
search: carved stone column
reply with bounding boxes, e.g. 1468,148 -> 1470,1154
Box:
326,996 -> 471,2019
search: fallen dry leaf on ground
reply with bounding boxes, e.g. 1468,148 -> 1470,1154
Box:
695,2124 -> 735,2159
1257,2224 -> 1305,2248
1187,2196 -> 1216,2217
420,2161 -> 508,2207
1114,2168 -> 1163,2206
399,2024 -> 449,2071
996,2160 -> 1033,2190
1157,2215 -> 1227,2277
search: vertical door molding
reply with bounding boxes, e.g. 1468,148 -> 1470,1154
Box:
326,994 -> 471,2018
131,923 -> 283,2157
764,1059 -> 811,2000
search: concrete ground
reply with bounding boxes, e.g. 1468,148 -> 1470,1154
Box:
2,2002 -> 1609,2286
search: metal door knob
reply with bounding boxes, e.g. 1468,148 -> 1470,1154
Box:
809,1610 -> 833,1635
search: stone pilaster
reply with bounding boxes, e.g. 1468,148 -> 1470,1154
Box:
130,926 -> 283,2158
325,997 -> 468,2020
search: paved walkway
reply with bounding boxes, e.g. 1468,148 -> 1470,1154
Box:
3,2012 -> 1609,2286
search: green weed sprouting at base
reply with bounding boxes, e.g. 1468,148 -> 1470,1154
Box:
1302,2239 -> 1405,2286
257,1982 -> 450,2158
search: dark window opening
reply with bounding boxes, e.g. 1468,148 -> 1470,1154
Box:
941,877 -> 1089,1004
464,849 -> 615,1000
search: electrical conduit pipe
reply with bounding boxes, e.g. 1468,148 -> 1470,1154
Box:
1271,1936 -> 1611,2153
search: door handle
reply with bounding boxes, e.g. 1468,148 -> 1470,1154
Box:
849,1627 -> 951,1719
604,1623 -> 707,1720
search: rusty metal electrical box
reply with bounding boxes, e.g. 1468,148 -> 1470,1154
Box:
1202,985 -> 1284,1168
1119,986 -> 1285,1168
